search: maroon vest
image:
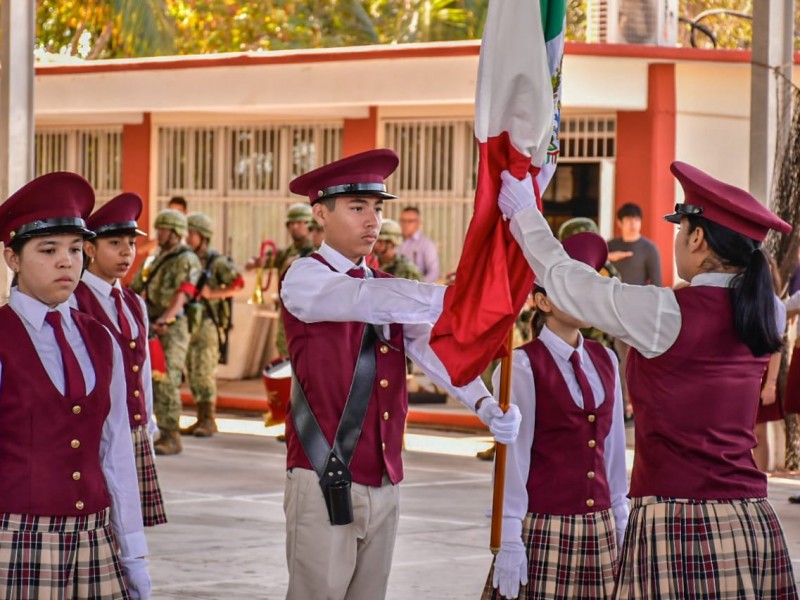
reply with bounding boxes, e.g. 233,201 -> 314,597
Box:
523,338 -> 616,515
73,282 -> 148,428
282,254 -> 408,486
628,286 -> 768,499
0,306 -> 113,516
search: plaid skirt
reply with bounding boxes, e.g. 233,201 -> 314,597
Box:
132,426 -> 168,527
0,509 -> 129,599
614,496 -> 798,600
482,508 -> 618,600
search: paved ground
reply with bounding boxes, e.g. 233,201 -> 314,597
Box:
148,414 -> 800,599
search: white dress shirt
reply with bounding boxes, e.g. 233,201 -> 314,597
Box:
511,207 -> 784,358
281,242 -> 490,409
69,271 -> 156,435
1,288 -> 148,559
493,325 -> 629,548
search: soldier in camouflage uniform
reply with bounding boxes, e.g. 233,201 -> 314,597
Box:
130,209 -> 202,456
309,219 -> 325,250
181,213 -> 245,438
373,219 -> 423,281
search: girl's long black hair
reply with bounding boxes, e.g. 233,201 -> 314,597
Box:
686,215 -> 782,356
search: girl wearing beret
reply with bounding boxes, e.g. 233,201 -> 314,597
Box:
0,173 -> 151,599
497,161 -> 797,599
483,232 -> 628,600
71,192 -> 167,527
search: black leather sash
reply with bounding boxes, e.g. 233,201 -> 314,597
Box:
290,324 -> 377,489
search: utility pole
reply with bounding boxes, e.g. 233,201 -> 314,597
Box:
0,0 -> 35,300
749,0 -> 794,205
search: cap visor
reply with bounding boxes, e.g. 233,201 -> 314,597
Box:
17,225 -> 96,240
313,190 -> 398,205
663,213 -> 682,225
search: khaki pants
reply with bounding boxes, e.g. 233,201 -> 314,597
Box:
284,468 -> 400,600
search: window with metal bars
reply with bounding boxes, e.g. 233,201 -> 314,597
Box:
34,128 -> 123,203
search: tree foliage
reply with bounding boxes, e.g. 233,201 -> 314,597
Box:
27,0 -> 798,59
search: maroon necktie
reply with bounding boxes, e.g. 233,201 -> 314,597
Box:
44,311 -> 86,399
110,288 -> 133,340
569,350 -> 596,411
347,267 -> 366,279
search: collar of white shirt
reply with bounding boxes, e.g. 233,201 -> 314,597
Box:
317,242 -> 369,275
82,269 -> 122,300
690,272 -> 736,288
9,286 -> 74,332
537,323 -> 587,364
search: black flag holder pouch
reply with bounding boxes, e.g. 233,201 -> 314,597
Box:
290,324 -> 378,526
319,454 -> 354,525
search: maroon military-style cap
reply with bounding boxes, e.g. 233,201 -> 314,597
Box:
536,231 -> 608,287
289,149 -> 400,205
86,192 -> 147,237
563,231 -> 609,272
665,161 -> 792,242
0,172 -> 95,246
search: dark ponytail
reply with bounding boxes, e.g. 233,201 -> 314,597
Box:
687,216 -> 782,356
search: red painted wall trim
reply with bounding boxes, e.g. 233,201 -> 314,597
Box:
122,113 -> 152,286
615,63 -> 676,288
36,41 -> 786,78
343,107 -> 378,157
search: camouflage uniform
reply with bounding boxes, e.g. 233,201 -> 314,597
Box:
187,250 -> 241,409
275,204 -> 316,357
380,254 -> 423,281
130,214 -> 201,434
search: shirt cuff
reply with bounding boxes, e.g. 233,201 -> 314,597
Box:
501,516 -> 523,544
118,531 -> 149,559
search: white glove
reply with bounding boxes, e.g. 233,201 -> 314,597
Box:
477,398 -> 522,444
121,556 -> 152,600
493,539 -> 528,599
498,170 -> 536,220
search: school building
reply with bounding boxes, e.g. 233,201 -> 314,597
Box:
33,40 -> 798,346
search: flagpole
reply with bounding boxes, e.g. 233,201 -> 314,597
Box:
490,327 -> 515,553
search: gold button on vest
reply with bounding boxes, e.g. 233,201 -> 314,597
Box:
379,345 -> 389,354
75,500 -> 85,510
587,439 -> 596,448
132,364 -> 140,373
587,414 -> 596,423
72,405 -> 82,415
71,439 -> 80,449
585,498 -> 595,508
133,390 -> 140,398
379,379 -> 389,388
381,442 -> 386,451
72,471 -> 81,481
383,412 -> 390,421
587,471 -> 595,479
134,414 -> 142,421
129,341 -> 136,349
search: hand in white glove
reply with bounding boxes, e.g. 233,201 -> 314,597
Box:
121,556 -> 152,600
493,539 -> 528,599
477,398 -> 522,444
498,170 -> 536,220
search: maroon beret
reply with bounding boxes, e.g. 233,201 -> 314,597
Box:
666,161 -> 791,242
289,149 -> 399,205
0,172 -> 95,246
86,192 -> 146,237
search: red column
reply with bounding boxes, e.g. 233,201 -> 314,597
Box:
343,106 -> 378,156
121,113 -> 152,285
615,64 -> 676,287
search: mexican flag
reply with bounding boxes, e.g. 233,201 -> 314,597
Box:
430,0 -> 566,386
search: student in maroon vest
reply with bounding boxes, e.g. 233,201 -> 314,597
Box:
0,173 -> 151,599
71,192 -> 168,527
280,149 -> 522,600
483,232 -> 628,600
497,161 -> 797,599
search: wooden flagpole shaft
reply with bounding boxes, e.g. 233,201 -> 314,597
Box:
490,327 -> 515,554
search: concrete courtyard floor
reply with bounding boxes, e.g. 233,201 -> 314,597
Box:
147,414 -> 800,599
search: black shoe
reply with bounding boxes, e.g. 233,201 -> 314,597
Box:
788,495 -> 800,504
276,434 -> 286,444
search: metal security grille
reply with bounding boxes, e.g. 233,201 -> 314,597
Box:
559,115 -> 616,161
156,123 -> 342,262
35,127 -> 123,204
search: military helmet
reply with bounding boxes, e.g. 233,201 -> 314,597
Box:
557,217 -> 599,241
378,218 -> 403,245
187,212 -> 213,239
286,203 -> 313,224
154,208 -> 188,237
